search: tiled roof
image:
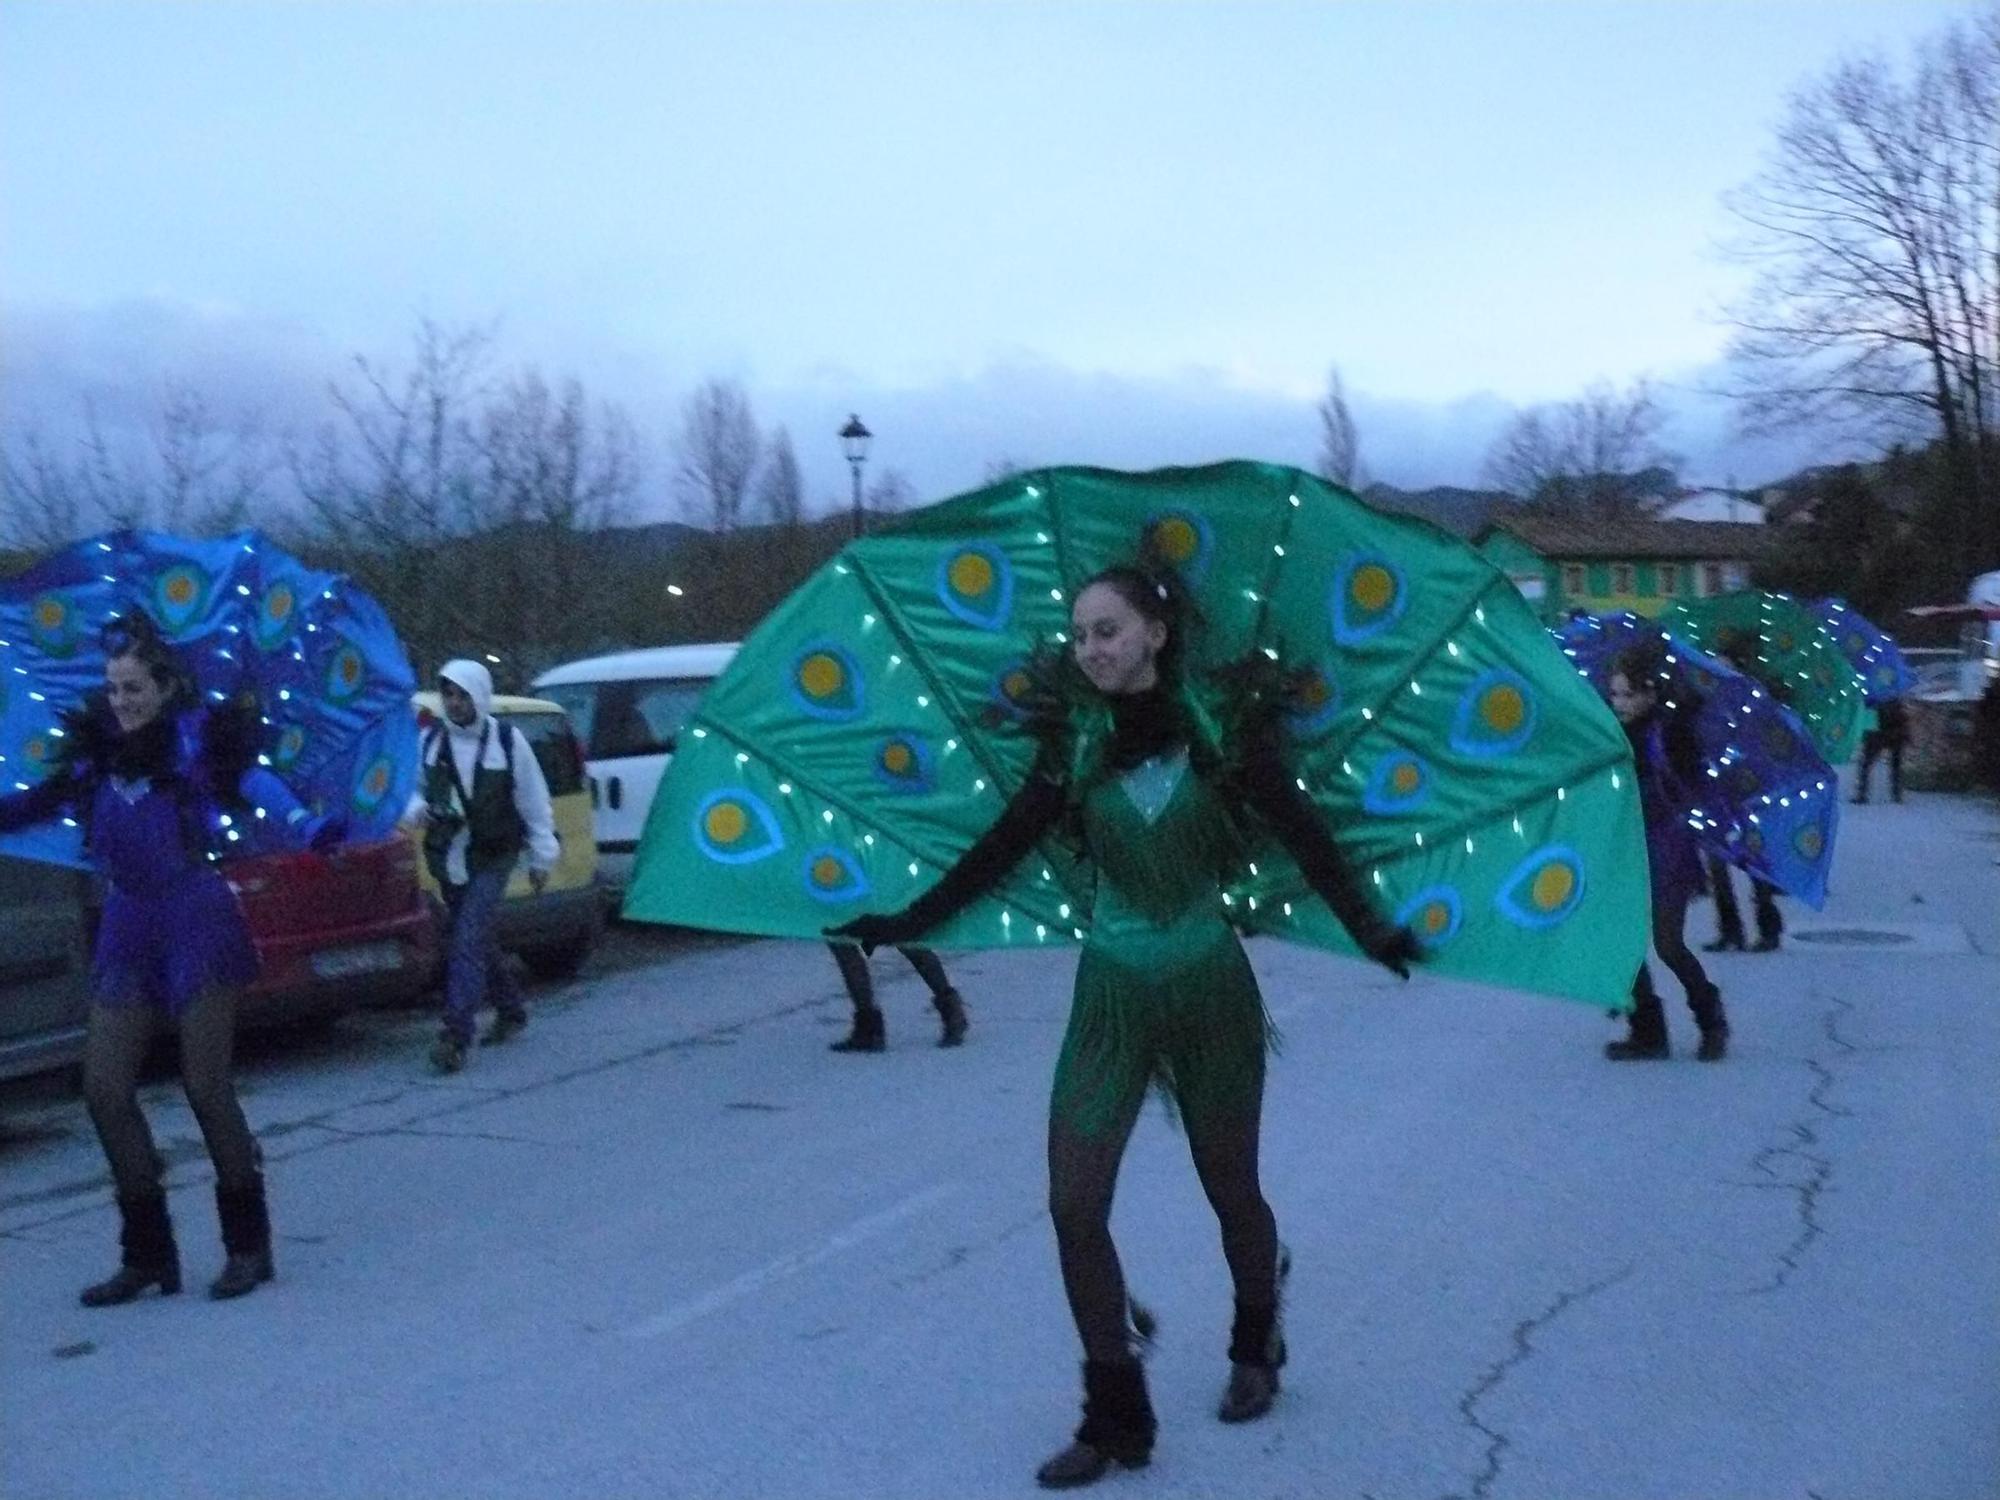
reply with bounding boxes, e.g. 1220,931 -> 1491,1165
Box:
1480,513 -> 1774,561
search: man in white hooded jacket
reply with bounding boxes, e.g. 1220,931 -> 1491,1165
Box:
410,659 -> 561,1073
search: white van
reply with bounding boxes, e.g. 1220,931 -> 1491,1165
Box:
532,642 -> 738,890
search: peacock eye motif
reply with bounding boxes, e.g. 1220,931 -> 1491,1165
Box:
792,643 -> 866,722
1494,846 -> 1587,930
802,845 -> 870,903
936,545 -> 1015,631
692,789 -> 784,865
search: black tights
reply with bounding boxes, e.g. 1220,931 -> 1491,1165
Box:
826,942 -> 954,1009
1046,1065 -> 1279,1363
1646,887 -> 1714,1006
83,990 -> 259,1199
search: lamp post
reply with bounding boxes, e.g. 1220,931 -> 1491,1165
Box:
839,413 -> 872,538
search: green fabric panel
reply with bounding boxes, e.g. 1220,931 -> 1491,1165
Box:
1659,590 -> 1867,765
624,461 -> 1650,1010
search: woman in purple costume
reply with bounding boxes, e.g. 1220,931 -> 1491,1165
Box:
1603,643 -> 1729,1062
0,615 -> 332,1304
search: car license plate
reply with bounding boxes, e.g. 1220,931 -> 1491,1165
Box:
310,942 -> 405,980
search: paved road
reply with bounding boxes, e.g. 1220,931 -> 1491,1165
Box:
4,784 -> 1996,1499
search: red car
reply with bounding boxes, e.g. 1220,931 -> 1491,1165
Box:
0,831 -> 439,1083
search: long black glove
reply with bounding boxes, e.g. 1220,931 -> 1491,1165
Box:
824,772 -> 1066,954
1236,733 -> 1421,980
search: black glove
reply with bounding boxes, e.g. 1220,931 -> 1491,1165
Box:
824,913 -> 907,956
1364,925 -> 1423,981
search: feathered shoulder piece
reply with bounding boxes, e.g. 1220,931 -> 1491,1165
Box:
195,690 -> 266,808
48,691 -> 122,784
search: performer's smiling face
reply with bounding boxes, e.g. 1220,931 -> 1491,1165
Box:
1072,582 -> 1168,696
440,679 -> 478,727
104,652 -> 172,734
1608,670 -> 1655,724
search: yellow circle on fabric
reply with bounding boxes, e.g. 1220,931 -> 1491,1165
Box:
1531,862 -> 1576,911
35,600 -> 63,628
165,573 -> 197,605
1002,670 -> 1030,700
948,554 -> 994,597
1152,518 -> 1198,562
882,743 -> 913,774
811,855 -> 845,887
267,587 -> 293,620
1481,684 -> 1526,733
1422,903 -> 1451,935
1796,827 -> 1823,858
1352,565 -> 1395,612
705,803 -> 748,844
798,654 -> 843,699
1391,762 -> 1421,795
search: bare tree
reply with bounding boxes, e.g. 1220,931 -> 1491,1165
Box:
674,378 -> 760,532
1482,381 -> 1677,518
866,466 -> 917,516
1315,365 -> 1362,488
756,425 -> 805,526
1724,9 -> 2000,565
152,381 -> 279,534
467,370 -> 643,675
290,320 -> 497,674
0,428 -> 89,551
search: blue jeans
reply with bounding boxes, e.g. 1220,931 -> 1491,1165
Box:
441,867 -> 521,1045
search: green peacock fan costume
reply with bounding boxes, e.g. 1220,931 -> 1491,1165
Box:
626,462 -> 1651,1122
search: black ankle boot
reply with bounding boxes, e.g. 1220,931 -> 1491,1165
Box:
1702,933 -> 1746,953
210,1173 -> 274,1299
1218,1298 -> 1287,1422
1605,992 -> 1669,1061
1035,1359 -> 1156,1489
829,1006 -> 886,1053
80,1189 -> 181,1307
1691,987 -> 1730,1062
933,989 -> 969,1048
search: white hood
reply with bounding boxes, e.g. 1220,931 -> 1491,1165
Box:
438,659 -> 494,734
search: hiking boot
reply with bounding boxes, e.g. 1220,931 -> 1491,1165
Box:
1702,934 -> 1746,953
429,1036 -> 468,1074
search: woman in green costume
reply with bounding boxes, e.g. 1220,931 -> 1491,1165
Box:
829,562 -> 1419,1490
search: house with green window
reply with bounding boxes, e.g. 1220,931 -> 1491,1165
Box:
1474,514 -> 1772,625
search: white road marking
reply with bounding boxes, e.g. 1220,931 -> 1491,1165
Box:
620,1182 -> 959,1339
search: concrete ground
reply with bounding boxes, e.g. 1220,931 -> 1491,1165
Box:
3,773 -> 1996,1500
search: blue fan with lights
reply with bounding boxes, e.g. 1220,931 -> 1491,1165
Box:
1811,598 -> 1918,702
0,529 -> 418,869
1557,610 -> 1839,908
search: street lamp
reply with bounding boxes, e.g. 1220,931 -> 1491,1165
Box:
839,413 -> 872,538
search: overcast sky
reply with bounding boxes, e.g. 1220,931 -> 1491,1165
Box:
1,0 -> 1982,512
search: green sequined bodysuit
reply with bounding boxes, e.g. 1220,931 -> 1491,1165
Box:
848,682 -> 1399,1137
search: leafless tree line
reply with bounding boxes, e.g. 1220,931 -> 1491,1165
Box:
1723,3 -> 2000,570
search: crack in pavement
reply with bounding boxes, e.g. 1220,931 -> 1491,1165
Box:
1440,1262 -> 1637,1500
0,992 -> 833,1235
1740,989 -> 1857,1297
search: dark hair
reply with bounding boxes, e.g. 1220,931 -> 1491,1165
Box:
1611,639 -> 1668,688
1075,560 -> 1199,685
100,611 -> 191,706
